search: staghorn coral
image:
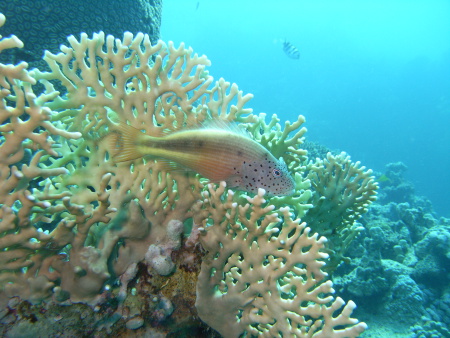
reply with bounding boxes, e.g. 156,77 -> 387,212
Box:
29,30 -> 256,291
0,11 -> 375,336
240,112 -> 313,218
304,152 -> 378,273
0,16 -> 206,305
0,14 -> 259,311
195,182 -> 367,337
0,13 -> 83,305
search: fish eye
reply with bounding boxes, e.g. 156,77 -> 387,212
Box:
272,168 -> 281,177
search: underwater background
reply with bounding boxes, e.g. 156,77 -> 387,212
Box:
160,1 -> 450,336
0,0 -> 449,337
161,0 -> 450,218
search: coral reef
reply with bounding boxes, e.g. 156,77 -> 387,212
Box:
0,0 -> 162,71
333,162 -> 450,336
377,161 -> 432,211
195,183 -> 367,337
0,12 -> 378,336
304,152 -> 378,273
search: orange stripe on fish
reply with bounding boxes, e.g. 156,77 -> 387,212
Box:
104,121 -> 295,196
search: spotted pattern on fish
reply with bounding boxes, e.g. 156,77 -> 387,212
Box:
241,156 -> 294,195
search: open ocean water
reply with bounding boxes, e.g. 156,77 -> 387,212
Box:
162,0 -> 450,218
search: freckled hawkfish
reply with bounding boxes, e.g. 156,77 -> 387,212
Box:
106,121 -> 295,196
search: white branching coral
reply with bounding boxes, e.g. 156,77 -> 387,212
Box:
27,32 -> 259,297
32,30 -> 256,222
240,113 -> 313,218
0,11 -> 373,337
195,182 -> 367,337
0,14 -> 82,305
0,18 -> 260,306
244,112 -> 308,165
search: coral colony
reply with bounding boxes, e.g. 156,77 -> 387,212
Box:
0,13 -> 377,336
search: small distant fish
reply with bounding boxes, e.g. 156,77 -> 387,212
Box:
106,122 -> 295,196
378,174 -> 390,183
196,1 -> 200,10
282,40 -> 300,59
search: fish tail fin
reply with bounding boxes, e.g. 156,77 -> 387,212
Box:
105,122 -> 147,163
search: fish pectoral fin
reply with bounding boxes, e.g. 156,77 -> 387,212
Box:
225,175 -> 243,188
156,159 -> 190,173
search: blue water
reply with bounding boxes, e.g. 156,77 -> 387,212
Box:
161,0 -> 450,217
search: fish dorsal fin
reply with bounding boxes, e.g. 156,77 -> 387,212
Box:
159,119 -> 252,139
201,119 -> 252,139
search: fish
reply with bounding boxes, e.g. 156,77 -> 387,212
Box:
282,40 -> 300,59
378,174 -> 390,183
106,122 -> 295,196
